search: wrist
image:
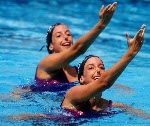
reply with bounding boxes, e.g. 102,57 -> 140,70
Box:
126,50 -> 136,58
97,20 -> 106,29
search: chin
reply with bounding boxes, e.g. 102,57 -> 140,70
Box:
63,46 -> 71,50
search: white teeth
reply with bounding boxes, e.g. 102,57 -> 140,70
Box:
94,77 -> 100,80
63,42 -> 70,46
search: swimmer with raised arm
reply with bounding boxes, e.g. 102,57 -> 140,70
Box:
11,25 -> 150,120
34,2 -> 117,85
11,2 -> 131,98
61,25 -> 150,119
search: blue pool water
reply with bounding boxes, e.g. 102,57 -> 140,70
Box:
0,0 -> 150,125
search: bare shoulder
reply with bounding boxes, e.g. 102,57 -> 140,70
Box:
38,53 -> 62,72
38,54 -> 53,67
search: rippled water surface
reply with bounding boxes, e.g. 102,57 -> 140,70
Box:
0,0 -> 150,125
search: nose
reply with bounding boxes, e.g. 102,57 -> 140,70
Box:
63,34 -> 68,40
95,68 -> 101,74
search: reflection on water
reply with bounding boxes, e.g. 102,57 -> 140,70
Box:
0,0 -> 150,125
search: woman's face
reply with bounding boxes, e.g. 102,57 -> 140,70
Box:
49,24 -> 73,53
80,57 -> 105,84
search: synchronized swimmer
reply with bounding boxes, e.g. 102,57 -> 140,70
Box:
9,2 -> 150,120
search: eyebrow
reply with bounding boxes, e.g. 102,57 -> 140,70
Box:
88,62 -> 104,65
55,29 -> 70,34
54,31 -> 69,37
86,63 -> 104,67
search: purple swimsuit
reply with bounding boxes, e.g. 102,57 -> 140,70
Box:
34,68 -> 70,85
44,100 -> 117,120
30,66 -> 78,92
60,100 -> 116,117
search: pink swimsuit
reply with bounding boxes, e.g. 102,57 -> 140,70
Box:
30,67 -> 78,92
60,98 -> 117,117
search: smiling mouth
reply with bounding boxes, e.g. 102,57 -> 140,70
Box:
93,76 -> 100,80
62,42 -> 71,47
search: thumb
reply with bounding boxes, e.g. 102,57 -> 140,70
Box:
99,5 -> 104,17
100,5 -> 104,13
125,32 -> 130,42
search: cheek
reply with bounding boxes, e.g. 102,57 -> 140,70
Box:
101,70 -> 105,74
52,35 -> 63,43
53,38 -> 60,44
84,70 -> 94,79
69,36 -> 73,41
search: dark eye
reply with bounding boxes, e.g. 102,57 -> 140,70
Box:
66,32 -> 71,36
56,34 -> 61,38
99,65 -> 105,70
88,65 -> 94,70
101,67 -> 105,70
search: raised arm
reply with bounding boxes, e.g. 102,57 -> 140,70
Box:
66,24 -> 146,102
39,2 -> 117,71
101,24 -> 145,90
72,2 -> 117,54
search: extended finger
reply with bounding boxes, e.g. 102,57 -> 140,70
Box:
105,5 -> 116,17
140,29 -> 144,43
139,24 -> 146,36
108,2 -> 117,11
136,29 -> 144,42
100,5 -> 104,13
109,6 -> 116,13
135,30 -> 141,40
125,32 -> 130,42
141,24 -> 146,30
138,28 -> 145,37
141,24 -> 146,36
112,2 -> 117,6
99,5 -> 104,17
104,4 -> 111,12
108,8 -> 116,16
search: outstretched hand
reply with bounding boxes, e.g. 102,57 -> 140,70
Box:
125,24 -> 146,55
99,2 -> 117,27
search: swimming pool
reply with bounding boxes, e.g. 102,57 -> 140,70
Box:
0,0 -> 150,125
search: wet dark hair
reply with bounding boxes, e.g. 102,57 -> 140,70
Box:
78,55 -> 100,82
46,23 -> 62,54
